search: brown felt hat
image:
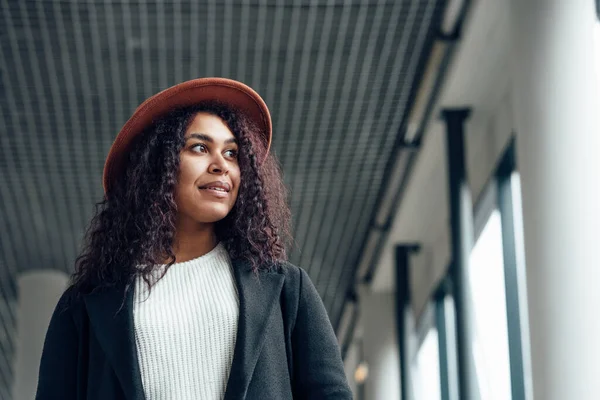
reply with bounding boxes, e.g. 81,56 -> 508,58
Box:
102,77 -> 272,194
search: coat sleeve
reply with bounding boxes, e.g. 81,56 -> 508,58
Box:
291,267 -> 353,399
36,288 -> 79,400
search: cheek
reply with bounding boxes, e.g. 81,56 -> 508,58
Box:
173,182 -> 194,210
178,159 -> 201,183
174,162 -> 199,202
231,186 -> 240,204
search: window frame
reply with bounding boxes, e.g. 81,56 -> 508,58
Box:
412,137 -> 529,400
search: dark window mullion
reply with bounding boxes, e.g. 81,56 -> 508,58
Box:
497,141 -> 529,400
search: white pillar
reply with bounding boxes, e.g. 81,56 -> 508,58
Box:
359,290 -> 401,400
510,1 -> 600,399
12,270 -> 69,400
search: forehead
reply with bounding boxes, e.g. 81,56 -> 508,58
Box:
185,112 -> 235,140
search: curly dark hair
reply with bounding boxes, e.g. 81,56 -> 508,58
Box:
71,102 -> 292,296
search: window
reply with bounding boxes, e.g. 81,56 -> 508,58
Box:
413,327 -> 442,400
469,210 -> 512,400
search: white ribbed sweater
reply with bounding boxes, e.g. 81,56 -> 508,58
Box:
133,243 -> 240,400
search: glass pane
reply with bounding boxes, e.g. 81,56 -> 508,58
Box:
469,210 -> 512,400
413,328 -> 442,400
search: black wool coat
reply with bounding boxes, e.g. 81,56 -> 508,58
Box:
35,260 -> 353,400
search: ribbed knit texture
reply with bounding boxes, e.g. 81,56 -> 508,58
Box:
133,242 -> 239,400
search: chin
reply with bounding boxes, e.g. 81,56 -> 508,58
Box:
194,205 -> 232,223
198,215 -> 228,224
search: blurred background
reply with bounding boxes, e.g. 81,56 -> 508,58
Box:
1,0 -> 599,399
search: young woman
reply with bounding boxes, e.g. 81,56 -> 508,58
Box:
36,78 -> 352,400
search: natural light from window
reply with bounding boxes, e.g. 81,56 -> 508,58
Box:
594,20 -> 600,99
414,327 -> 442,400
469,210 -> 512,400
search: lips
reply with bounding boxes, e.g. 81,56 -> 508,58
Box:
198,181 -> 231,192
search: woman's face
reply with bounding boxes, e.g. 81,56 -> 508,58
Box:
173,112 -> 241,226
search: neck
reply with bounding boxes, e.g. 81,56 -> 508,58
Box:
169,218 -> 219,264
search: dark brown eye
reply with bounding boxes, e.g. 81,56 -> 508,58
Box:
224,149 -> 238,158
191,144 -> 207,153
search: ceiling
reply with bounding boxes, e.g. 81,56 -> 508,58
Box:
0,0 -> 446,396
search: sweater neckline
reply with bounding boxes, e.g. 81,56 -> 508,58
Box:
165,242 -> 226,268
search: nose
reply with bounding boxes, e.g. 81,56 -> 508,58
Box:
208,154 -> 228,175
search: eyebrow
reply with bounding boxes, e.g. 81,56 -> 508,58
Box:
186,133 -> 237,144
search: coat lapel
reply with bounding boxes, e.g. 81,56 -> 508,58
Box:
224,259 -> 285,399
84,283 -> 145,400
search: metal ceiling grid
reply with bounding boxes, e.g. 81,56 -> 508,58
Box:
0,0 -> 445,396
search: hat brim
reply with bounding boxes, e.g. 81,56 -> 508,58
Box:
102,77 -> 272,194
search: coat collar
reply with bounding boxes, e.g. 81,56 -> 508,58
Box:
83,257 -> 285,400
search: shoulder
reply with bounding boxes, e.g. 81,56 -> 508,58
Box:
52,284 -> 87,319
273,260 -> 302,278
273,262 -> 333,331
256,261 -> 321,303
271,261 -> 311,287
56,284 -> 79,307
271,262 -> 314,330
42,284 -> 87,339
272,261 -> 321,302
